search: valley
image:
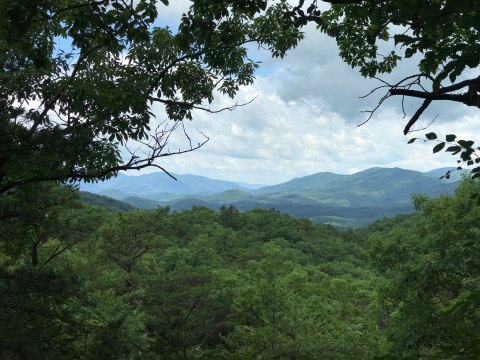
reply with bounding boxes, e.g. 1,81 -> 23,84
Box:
81,167 -> 459,227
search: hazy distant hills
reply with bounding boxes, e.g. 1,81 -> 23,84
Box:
80,172 -> 263,201
79,192 -> 135,212
255,172 -> 344,194
424,167 -> 467,182
80,167 -> 459,227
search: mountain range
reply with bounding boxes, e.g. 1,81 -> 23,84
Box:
80,172 -> 264,201
80,167 -> 460,228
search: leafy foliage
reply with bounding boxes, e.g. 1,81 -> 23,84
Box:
409,133 -> 480,179
370,179 -> 480,358
0,0 -> 303,193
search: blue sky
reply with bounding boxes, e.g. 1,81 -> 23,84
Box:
122,1 -> 480,185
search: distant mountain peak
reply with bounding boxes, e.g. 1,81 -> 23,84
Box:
80,171 -> 259,198
81,167 -> 461,228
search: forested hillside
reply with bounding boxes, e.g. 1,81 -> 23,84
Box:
3,0 -> 480,359
2,179 -> 480,359
82,167 -> 458,228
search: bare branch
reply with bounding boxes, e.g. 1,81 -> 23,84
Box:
358,74 -> 480,132
403,99 -> 432,135
358,91 -> 391,126
0,124 -> 209,194
148,96 -> 257,114
182,122 -> 192,149
408,115 -> 438,133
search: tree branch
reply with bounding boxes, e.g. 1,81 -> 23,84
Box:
0,124 -> 209,194
358,74 -> 480,131
403,99 -> 432,135
148,96 -> 257,114
389,89 -> 467,103
43,244 -> 70,267
437,76 -> 480,94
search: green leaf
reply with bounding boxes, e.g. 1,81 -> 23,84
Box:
432,142 -> 445,153
425,132 -> 437,140
458,140 -> 474,148
404,47 -> 416,58
446,145 -> 462,153
407,138 -> 417,144
461,150 -> 474,161
445,134 -> 456,142
393,34 -> 413,46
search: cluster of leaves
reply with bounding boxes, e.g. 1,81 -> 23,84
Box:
0,0 -> 304,193
409,132 -> 480,179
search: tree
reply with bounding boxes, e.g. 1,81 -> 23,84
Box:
287,0 -> 480,174
0,182 -> 104,266
0,0 -> 303,193
370,179 -> 480,358
0,186 -> 131,359
225,240 -> 383,359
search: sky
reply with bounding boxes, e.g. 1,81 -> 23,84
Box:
128,1 -> 480,185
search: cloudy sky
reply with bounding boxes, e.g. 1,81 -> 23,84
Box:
135,1 -> 480,185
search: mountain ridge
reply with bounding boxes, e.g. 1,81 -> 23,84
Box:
81,167 -> 460,227
80,172 -> 255,199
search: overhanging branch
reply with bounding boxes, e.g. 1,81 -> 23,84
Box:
389,89 -> 466,103
403,99 -> 432,135
0,122 -> 209,194
360,74 -> 480,134
148,96 -> 257,114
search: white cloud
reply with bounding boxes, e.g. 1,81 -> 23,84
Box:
155,1 -> 190,28
132,1 -> 480,185
151,75 -> 480,184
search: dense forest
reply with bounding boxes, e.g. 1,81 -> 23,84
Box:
1,178 -> 480,359
3,1 -> 480,358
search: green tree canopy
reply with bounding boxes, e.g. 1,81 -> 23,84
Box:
0,0 -> 302,193
370,179 -> 480,358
